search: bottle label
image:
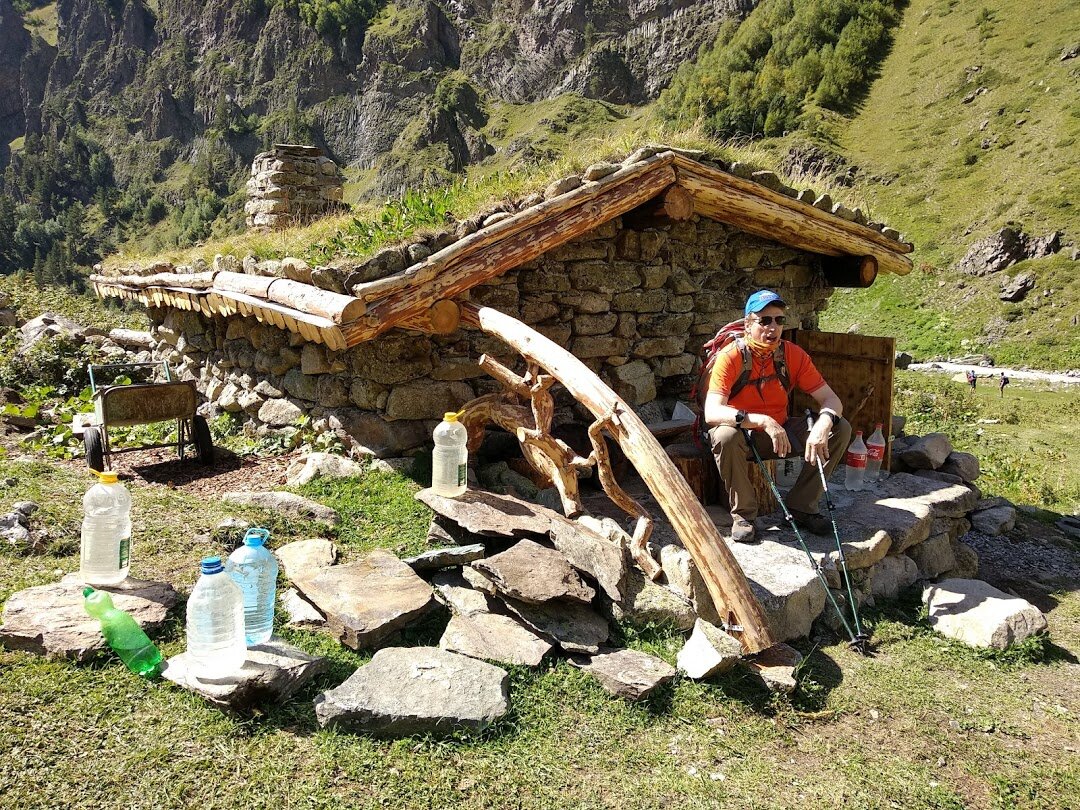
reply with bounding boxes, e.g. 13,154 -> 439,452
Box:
118,538 -> 130,568
845,451 -> 867,469
867,445 -> 885,462
456,463 -> 467,487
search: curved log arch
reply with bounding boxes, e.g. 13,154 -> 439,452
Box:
459,302 -> 775,653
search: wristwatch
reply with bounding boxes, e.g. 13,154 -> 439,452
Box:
734,409 -> 748,427
820,409 -> 839,427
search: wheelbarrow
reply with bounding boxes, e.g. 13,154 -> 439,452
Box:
81,361 -> 214,471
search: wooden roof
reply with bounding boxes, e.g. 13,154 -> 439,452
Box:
92,149 -> 913,350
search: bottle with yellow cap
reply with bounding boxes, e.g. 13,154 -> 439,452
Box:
79,469 -> 132,586
432,410 -> 468,497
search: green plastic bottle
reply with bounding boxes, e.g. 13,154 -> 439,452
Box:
82,587 -> 163,678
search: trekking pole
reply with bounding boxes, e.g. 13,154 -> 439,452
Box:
805,410 -> 870,654
740,428 -> 861,647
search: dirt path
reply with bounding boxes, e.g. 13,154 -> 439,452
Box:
909,361 -> 1080,385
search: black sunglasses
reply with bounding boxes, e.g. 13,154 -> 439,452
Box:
750,315 -> 786,326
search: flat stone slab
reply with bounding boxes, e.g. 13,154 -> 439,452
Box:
0,576 -> 179,662
727,540 -> 827,642
603,564 -> 695,632
571,647 -> 676,701
876,473 -> 977,518
276,538 -> 338,582
677,619 -> 744,680
416,488 -> 553,538
472,539 -> 595,605
222,491 -> 340,526
923,578 -> 1048,649
314,647 -> 509,737
502,595 -> 609,654
295,550 -> 435,649
741,642 -> 802,694
440,612 -> 552,667
431,569 -> 493,616
548,519 -> 627,602
162,638 -> 328,713
280,587 -> 326,627
285,452 -> 364,487
403,543 -> 485,573
970,505 -> 1016,536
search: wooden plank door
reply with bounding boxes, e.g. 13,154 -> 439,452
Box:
786,330 -> 895,464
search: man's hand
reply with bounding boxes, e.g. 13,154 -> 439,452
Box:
761,416 -> 791,457
804,418 -> 831,467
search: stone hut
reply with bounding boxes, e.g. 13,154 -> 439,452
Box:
245,144 -> 345,229
93,146 -> 912,460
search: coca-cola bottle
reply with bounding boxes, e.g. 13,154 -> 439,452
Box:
865,423 -> 887,482
845,431 -> 868,491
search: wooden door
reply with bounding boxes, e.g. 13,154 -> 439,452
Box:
786,330 -> 895,464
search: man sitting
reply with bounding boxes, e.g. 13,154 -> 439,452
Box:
704,290 -> 852,543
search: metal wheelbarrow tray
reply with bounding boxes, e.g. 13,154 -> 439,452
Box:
81,362 -> 214,471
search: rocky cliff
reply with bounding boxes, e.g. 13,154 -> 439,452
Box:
1,0 -> 750,197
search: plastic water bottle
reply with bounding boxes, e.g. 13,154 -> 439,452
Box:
225,528 -> 278,645
79,470 -> 132,586
865,423 -> 887,482
845,431 -> 868,491
83,587 -> 162,678
432,410 -> 468,497
185,556 -> 246,680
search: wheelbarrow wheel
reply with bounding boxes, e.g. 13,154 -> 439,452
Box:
192,415 -> 215,465
84,426 -> 105,472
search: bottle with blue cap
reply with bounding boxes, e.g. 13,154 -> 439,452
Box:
225,527 -> 278,645
185,556 -> 246,680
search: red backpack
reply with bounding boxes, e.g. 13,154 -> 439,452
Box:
690,318 -> 791,411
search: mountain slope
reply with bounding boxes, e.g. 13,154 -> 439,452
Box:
820,0 -> 1080,370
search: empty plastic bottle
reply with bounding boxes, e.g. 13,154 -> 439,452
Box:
185,556 -> 246,680
432,410 -> 468,497
225,528 -> 278,645
79,469 -> 132,586
844,431 -> 868,491
83,587 -> 162,678
865,423 -> 887,482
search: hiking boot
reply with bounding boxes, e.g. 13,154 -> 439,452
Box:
791,509 -> 831,535
730,515 -> 757,543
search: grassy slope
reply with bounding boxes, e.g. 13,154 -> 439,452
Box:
0,456 -> 1077,809
820,0 -> 1080,370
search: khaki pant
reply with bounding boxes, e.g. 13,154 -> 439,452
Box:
709,416 -> 852,520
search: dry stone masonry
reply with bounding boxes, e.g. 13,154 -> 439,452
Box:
245,144 -> 345,230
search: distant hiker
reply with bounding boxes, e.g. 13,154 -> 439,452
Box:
967,369 -> 977,390
704,290 -> 852,544
999,372 -> 1010,397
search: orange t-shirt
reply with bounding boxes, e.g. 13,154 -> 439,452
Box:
708,340 -> 827,424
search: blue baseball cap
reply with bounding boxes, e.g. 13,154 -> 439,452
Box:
744,289 -> 786,316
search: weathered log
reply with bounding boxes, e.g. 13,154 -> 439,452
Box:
341,162 -> 678,345
213,272 -> 365,324
349,154 -> 677,306
673,156 -> 913,275
621,183 -> 694,228
89,271 -> 216,290
462,303 -> 775,653
823,255 -> 878,288
397,300 -> 461,334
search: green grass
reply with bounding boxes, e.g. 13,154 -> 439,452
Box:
2,378 -> 1080,807
821,0 -> 1080,370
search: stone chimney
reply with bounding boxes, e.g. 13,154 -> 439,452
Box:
244,144 -> 345,230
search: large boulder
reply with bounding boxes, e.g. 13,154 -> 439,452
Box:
314,647 -> 509,736
923,578 -> 1048,649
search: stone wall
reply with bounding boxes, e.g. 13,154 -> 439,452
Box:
147,214 -> 833,457
245,144 -> 345,230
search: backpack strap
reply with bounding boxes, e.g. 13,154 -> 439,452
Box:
729,338 -> 792,399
